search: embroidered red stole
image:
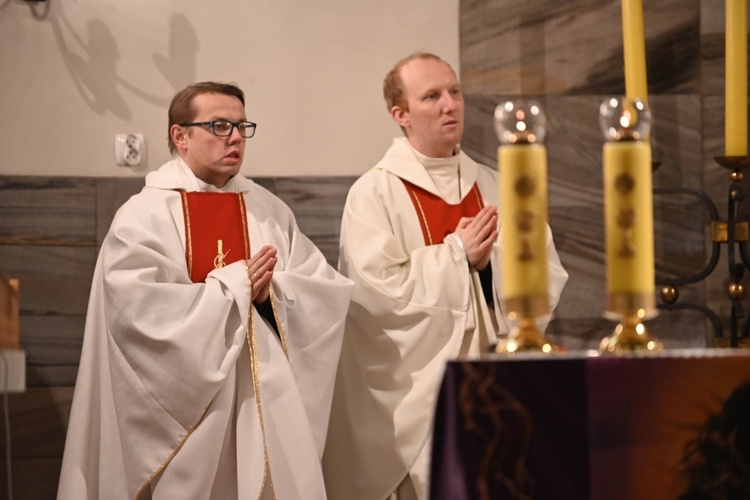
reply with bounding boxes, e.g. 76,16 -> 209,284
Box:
179,191 -> 251,283
402,180 -> 485,245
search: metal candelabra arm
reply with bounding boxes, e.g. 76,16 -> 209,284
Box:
717,157 -> 750,347
653,186 -> 724,341
653,187 -> 721,285
736,186 -> 750,268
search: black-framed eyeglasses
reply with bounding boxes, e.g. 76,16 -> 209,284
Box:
179,120 -> 257,138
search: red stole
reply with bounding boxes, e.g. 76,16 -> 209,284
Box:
402,180 -> 485,245
179,191 -> 251,283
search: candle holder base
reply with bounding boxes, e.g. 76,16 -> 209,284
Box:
599,312 -> 663,353
495,316 -> 557,354
713,156 -> 750,171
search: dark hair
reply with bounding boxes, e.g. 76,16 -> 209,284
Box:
382,52 -> 445,112
167,82 -> 245,154
679,382 -> 750,499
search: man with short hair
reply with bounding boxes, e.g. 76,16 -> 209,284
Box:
323,53 -> 568,500
58,81 -> 353,499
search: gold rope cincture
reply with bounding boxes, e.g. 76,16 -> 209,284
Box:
242,260 -> 276,500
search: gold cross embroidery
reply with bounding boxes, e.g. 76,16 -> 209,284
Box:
213,239 -> 230,269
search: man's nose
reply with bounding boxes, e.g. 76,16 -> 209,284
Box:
228,125 -> 244,142
442,93 -> 458,112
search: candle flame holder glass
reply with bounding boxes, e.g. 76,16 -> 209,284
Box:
599,97 -> 663,353
494,100 -> 555,354
494,99 -> 547,145
599,97 -> 651,141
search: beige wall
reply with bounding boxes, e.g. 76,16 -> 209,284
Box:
0,0 -> 458,177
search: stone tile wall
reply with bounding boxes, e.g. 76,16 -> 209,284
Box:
460,0 -> 750,349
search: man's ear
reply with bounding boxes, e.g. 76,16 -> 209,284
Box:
391,105 -> 410,130
171,124 -> 188,152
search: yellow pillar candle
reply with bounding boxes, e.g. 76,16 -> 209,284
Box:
726,0 -> 748,156
499,143 -> 549,312
603,140 -> 655,306
621,0 -> 649,102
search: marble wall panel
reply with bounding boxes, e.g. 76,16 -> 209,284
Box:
270,176 -> 356,266
461,0 -> 700,96
0,457 -> 62,500
702,94 -> 733,200
701,0 -> 725,96
459,0 -> 739,348
650,95 -> 704,189
95,178 -> 145,246
21,316 -> 85,387
460,0 -> 622,95
0,176 -> 98,398
0,386 -> 73,500
0,245 -> 96,317
0,177 -> 96,246
0,243 -> 93,389
465,95 -> 705,200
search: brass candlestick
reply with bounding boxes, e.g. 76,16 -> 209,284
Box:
493,100 -> 556,355
496,300 -> 556,354
599,97 -> 663,353
599,298 -> 662,353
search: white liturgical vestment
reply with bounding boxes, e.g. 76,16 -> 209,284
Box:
58,158 -> 353,499
323,138 -> 568,500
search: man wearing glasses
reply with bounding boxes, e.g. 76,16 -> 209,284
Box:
58,81 -> 353,499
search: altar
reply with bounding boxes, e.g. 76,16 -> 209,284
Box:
430,350 -> 750,500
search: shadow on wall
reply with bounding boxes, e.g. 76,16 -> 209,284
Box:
47,8 -> 199,119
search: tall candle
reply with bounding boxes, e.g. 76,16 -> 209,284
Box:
726,0 -> 748,156
603,141 -> 655,303
621,0 -> 649,102
499,143 -> 549,308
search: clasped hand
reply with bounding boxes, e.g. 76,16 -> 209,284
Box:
245,245 -> 278,303
454,205 -> 498,271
